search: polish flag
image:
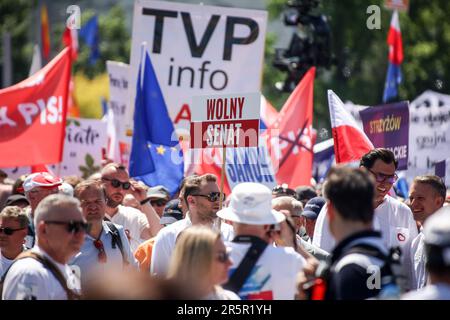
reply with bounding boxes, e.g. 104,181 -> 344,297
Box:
260,95 -> 278,130
328,90 -> 374,164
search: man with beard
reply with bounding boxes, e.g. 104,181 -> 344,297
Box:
150,174 -> 234,276
313,148 -> 418,255
100,163 -> 160,252
70,180 -> 137,286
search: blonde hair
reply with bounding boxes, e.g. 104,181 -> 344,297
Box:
167,226 -> 220,290
0,206 -> 29,228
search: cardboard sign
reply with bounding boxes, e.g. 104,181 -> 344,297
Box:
190,92 -> 260,148
127,0 -> 267,137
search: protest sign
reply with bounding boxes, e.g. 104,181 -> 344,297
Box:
359,101 -> 409,170
435,158 -> 450,188
127,0 -> 267,137
190,92 -> 260,148
2,118 -> 107,180
225,142 -> 276,190
0,48 -> 71,168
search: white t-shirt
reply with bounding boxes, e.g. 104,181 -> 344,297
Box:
2,246 -> 80,300
313,196 -> 418,253
407,231 -> 427,290
108,205 -> 149,252
150,214 -> 234,276
0,251 -> 15,278
225,241 -> 305,300
402,283 -> 450,300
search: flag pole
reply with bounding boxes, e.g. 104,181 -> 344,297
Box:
219,146 -> 226,210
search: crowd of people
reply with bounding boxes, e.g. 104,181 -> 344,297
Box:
0,148 -> 449,300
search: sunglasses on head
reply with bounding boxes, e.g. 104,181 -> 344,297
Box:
0,226 -> 26,236
102,178 -> 131,190
191,192 -> 225,202
368,169 -> 398,184
93,239 -> 107,263
45,220 -> 89,234
150,199 -> 168,207
272,185 -> 297,197
216,250 -> 230,263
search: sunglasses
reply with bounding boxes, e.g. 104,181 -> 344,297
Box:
150,199 -> 168,207
0,226 -> 26,236
191,192 -> 225,202
272,185 -> 297,198
45,220 -> 89,234
102,178 -> 131,190
368,169 -> 398,184
93,239 -> 107,263
216,251 -> 230,263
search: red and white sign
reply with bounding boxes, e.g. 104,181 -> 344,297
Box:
190,92 -> 260,149
0,47 -> 71,168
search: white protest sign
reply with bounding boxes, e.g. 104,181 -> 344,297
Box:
107,61 -> 130,142
127,0 -> 267,137
225,142 -> 277,190
1,118 -> 107,180
190,92 -> 260,148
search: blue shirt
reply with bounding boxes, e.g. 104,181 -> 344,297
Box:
69,221 -> 137,285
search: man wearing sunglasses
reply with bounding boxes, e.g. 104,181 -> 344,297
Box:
22,172 -> 63,249
0,206 -> 29,277
141,185 -> 170,218
313,148 -> 418,255
151,174 -> 234,276
2,194 -> 85,300
100,163 -> 159,252
70,180 -> 137,285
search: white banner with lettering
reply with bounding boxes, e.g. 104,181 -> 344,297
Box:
127,0 -> 267,137
2,118 -> 107,180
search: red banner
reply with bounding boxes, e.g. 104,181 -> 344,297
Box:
0,48 -> 72,167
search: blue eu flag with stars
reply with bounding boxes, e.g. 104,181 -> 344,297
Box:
129,49 -> 184,195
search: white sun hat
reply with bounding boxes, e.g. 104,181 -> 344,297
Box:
217,182 -> 285,225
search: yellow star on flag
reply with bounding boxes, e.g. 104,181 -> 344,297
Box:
156,145 -> 166,155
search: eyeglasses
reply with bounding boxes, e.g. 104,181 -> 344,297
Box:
102,178 -> 131,190
93,239 -> 107,263
191,192 -> 225,202
272,185 -> 297,198
0,226 -> 26,236
150,199 -> 168,207
45,220 -> 89,234
216,251 -> 230,263
368,169 -> 398,184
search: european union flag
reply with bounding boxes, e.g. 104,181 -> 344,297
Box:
382,63 -> 402,103
79,15 -> 99,65
129,49 -> 184,195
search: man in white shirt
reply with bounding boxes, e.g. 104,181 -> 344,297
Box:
217,182 -> 305,300
151,174 -> 233,276
101,163 -> 161,252
2,194 -> 86,300
406,175 -> 445,290
313,148 -> 418,253
70,179 -> 137,286
0,206 -> 29,277
403,206 -> 450,300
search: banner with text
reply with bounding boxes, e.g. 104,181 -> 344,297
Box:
359,101 -> 409,170
128,0 -> 267,137
190,92 -> 260,148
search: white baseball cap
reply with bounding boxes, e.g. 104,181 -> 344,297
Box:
217,183 -> 285,225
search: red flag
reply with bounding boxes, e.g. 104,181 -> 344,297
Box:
264,67 -> 316,188
62,27 -> 78,60
327,90 -> 374,164
0,48 -> 72,168
40,4 -> 51,60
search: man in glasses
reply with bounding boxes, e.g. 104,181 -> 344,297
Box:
70,180 -> 137,285
141,185 -> 170,218
2,194 -> 85,300
406,175 -> 446,290
22,172 -> 63,248
0,206 -> 29,277
151,174 -> 234,276
313,148 -> 418,255
100,163 -> 160,252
